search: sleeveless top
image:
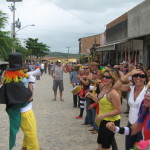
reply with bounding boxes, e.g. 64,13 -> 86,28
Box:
128,85 -> 147,124
98,93 -> 121,122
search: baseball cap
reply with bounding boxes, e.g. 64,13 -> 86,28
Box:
57,60 -> 61,63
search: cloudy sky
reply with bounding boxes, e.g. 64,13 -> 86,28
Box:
0,0 -> 144,53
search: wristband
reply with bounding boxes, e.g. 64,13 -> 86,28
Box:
114,126 -> 120,133
118,127 -> 125,134
115,126 -> 131,135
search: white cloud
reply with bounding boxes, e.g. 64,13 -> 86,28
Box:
0,0 -> 144,53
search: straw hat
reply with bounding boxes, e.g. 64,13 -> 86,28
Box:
90,62 -> 99,66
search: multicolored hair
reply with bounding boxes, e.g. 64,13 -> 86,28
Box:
3,70 -> 28,84
137,100 -> 150,129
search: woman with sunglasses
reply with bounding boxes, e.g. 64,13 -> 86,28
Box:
86,69 -> 122,150
113,67 -> 148,150
106,84 -> 150,144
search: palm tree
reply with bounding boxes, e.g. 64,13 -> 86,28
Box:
0,10 -> 15,60
0,10 -> 7,29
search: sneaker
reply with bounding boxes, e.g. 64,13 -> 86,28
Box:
73,105 -> 77,108
75,116 -> 83,119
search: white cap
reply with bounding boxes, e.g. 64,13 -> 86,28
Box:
57,60 -> 61,63
29,75 -> 36,83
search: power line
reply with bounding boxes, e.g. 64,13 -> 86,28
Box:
49,0 -> 100,29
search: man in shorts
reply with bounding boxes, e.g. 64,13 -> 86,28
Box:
50,60 -> 67,101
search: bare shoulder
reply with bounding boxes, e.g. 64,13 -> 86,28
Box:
108,89 -> 120,97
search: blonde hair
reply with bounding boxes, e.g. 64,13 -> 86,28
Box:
104,69 -> 120,85
104,69 -> 121,97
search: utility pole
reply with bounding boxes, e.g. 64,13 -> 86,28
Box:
66,46 -> 70,62
7,0 -> 22,52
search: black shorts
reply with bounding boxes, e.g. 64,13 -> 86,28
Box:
97,119 -> 120,149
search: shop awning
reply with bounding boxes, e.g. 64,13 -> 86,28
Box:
96,39 -> 128,52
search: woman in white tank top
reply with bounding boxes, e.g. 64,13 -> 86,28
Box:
113,67 -> 148,150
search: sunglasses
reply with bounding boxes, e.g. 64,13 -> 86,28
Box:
132,74 -> 146,78
83,68 -> 89,70
103,75 -> 113,79
92,72 -> 98,75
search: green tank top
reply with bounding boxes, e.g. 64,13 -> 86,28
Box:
98,95 -> 121,121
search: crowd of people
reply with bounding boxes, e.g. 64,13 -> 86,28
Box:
70,61 -> 150,150
0,54 -> 150,150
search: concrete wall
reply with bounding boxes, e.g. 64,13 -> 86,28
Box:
106,13 -> 127,29
128,0 -> 150,38
106,20 -> 127,43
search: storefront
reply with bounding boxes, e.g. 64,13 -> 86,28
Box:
95,39 -> 143,66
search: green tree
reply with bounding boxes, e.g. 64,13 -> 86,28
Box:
15,41 -> 30,60
25,38 -> 50,59
0,10 -> 15,60
0,31 -> 15,60
0,10 -> 7,29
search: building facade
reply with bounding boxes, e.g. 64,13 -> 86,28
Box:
78,34 -> 100,63
78,0 -> 150,67
128,0 -> 150,67
95,0 -> 150,67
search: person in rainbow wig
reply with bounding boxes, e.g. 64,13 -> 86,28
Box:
100,66 -> 106,74
0,52 -> 39,150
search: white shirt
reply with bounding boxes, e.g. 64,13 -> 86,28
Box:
128,85 -> 147,124
52,65 -> 63,80
40,63 -> 44,69
20,102 -> 32,113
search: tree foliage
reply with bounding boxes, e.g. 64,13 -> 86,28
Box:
0,10 -> 15,60
0,10 -> 50,61
25,38 -> 50,58
0,10 -> 7,29
15,40 -> 30,60
0,31 -> 15,60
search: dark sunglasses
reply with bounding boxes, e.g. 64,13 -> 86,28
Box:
92,72 -> 98,75
132,74 -> 146,78
103,75 -> 113,79
83,68 -> 89,70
